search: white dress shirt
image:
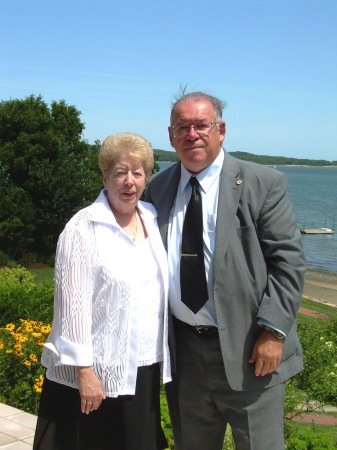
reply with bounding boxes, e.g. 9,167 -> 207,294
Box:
167,151 -> 224,326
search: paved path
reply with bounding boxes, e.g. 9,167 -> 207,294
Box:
0,403 -> 36,449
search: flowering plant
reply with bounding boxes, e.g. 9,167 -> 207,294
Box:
0,319 -> 51,413
295,313 -> 337,406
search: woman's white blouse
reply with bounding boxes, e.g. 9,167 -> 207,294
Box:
41,190 -> 171,397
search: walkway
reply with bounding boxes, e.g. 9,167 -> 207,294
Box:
0,403 -> 36,449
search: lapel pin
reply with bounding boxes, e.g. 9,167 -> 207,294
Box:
236,179 -> 243,185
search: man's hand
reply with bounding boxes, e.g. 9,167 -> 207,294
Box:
249,330 -> 283,377
77,366 -> 106,414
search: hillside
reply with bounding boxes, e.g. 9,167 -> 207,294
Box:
153,149 -> 336,166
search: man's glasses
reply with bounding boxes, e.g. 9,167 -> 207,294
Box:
171,120 -> 219,139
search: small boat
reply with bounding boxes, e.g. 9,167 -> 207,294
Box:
300,227 -> 335,235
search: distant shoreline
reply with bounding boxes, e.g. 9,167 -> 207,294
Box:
158,161 -> 337,168
281,165 -> 337,168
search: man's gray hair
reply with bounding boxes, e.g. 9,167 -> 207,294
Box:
170,89 -> 226,125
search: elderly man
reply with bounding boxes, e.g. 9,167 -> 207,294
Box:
146,91 -> 305,450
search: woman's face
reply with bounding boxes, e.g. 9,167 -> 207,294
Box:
103,156 -> 146,214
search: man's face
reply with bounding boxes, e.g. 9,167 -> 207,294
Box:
168,98 -> 226,174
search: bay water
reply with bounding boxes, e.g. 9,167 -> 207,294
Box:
158,162 -> 337,274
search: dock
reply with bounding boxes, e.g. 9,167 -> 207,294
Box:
300,228 -> 335,235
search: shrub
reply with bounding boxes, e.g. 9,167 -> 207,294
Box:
0,266 -> 36,285
295,314 -> 337,405
286,426 -> 337,449
0,266 -> 54,326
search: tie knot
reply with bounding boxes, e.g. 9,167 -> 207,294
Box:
190,176 -> 199,188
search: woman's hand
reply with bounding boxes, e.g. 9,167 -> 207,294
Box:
77,366 -> 106,414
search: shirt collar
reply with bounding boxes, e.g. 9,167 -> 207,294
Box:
180,149 -> 224,193
89,189 -> 156,225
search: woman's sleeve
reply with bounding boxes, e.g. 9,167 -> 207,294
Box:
49,218 -> 95,366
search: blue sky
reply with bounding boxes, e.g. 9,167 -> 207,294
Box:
1,0 -> 336,161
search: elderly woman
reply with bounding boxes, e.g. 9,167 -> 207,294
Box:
33,133 -> 171,450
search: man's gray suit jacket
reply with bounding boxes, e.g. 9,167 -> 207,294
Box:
146,149 -> 306,391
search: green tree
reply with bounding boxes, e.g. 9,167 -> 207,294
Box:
0,95 -> 101,261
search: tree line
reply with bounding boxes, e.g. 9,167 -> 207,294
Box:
154,149 -> 337,166
0,95 -> 334,265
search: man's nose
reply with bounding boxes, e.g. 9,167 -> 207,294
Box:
186,125 -> 199,139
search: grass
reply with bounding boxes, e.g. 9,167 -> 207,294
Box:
28,267 -> 54,283
301,297 -> 336,315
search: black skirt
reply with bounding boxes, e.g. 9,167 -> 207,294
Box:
33,363 -> 168,450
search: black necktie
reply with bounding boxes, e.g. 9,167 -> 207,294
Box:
180,177 -> 209,314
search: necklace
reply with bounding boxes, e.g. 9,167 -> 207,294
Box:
113,209 -> 138,241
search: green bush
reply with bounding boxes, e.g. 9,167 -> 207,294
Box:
0,266 -> 36,285
0,266 -> 54,326
295,314 -> 337,405
286,426 -> 337,449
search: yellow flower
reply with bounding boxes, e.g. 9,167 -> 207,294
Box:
29,354 -> 38,362
5,323 -> 15,332
32,332 -> 42,338
23,360 -> 32,367
41,325 -> 52,334
34,374 -> 44,393
14,334 -> 28,343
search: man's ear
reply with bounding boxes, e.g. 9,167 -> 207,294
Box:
219,121 -> 226,145
168,126 -> 174,147
219,121 -> 226,137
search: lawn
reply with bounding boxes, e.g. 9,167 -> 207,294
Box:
301,297 -> 336,315
28,267 -> 54,283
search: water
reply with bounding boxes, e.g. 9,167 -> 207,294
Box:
277,166 -> 337,274
158,162 -> 337,274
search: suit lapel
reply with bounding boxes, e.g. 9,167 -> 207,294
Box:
156,163 -> 181,248
213,153 -> 243,283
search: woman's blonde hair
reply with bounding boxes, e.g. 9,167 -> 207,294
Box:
99,132 -> 154,182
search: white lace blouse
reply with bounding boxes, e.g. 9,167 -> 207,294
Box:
41,190 -> 171,397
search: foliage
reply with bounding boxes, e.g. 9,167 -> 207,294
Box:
230,151 -> 335,167
160,384 -> 174,449
153,149 -> 179,162
286,423 -> 337,449
0,266 -> 36,285
0,250 -> 16,267
0,266 -> 54,326
0,95 -> 102,261
0,319 -> 50,413
153,149 -> 336,166
294,314 -> 337,405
